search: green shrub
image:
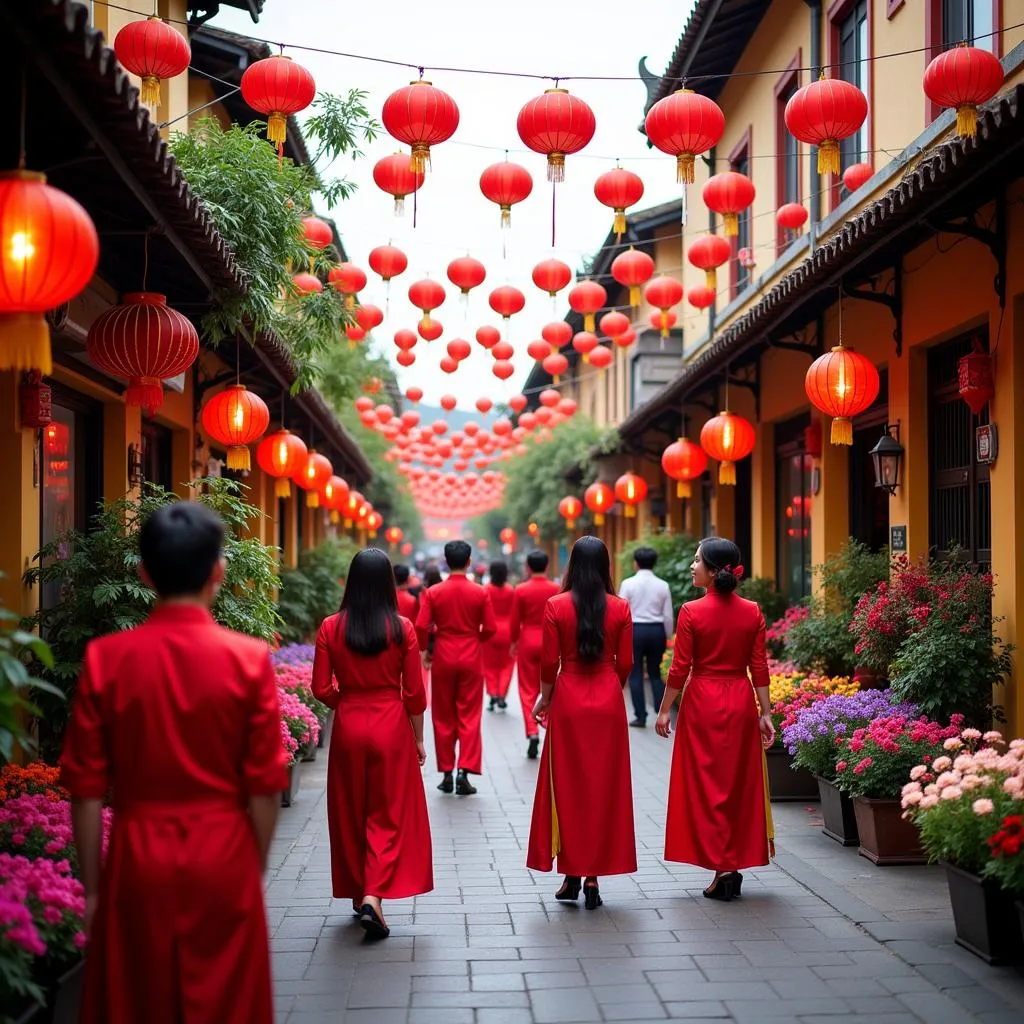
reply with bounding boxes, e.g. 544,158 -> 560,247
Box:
737,576 -> 789,624
277,537 -> 361,643
618,532 -> 700,613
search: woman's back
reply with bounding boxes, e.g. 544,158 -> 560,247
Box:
543,592 -> 632,673
675,592 -> 768,681
486,583 -> 515,621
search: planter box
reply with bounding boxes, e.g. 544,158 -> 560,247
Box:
281,762 -> 301,808
853,796 -> 925,864
942,863 -> 1024,965
40,959 -> 84,1024
765,747 -> 819,802
300,740 -> 317,764
816,775 -> 859,846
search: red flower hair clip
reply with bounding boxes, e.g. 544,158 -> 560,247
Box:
725,564 -> 745,581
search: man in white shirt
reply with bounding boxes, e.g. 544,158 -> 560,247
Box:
618,546 -> 675,727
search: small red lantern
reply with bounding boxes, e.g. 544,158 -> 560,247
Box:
499,527 -> 517,546
479,160 -> 533,227
924,45 -> 1004,139
593,167 -> 644,237
777,202 -> 808,234
396,351 -> 416,367
327,263 -> 366,307
572,331 -> 599,361
804,421 -> 823,459
543,352 -> 569,378
687,234 -> 732,290
419,319 -> 443,342
542,321 -> 573,350
440,356 -> 458,374
649,311 -> 677,333
292,272 -> 322,294
448,338 -> 471,361
700,411 -> 756,485
957,339 -> 994,415
385,525 -> 404,547
492,359 -> 515,381
804,344 -> 880,445
527,339 -> 552,361
294,450 -> 333,509
702,171 -> 756,236
599,311 -> 630,339
447,256 -> 486,295
509,394 -> 528,414
558,495 -> 583,530
368,244 -> 408,282
661,437 -> 707,499
202,384 -> 271,471
491,340 -> 514,360
584,481 -> 614,525
517,88 -> 596,182
19,370 -> 52,429
613,327 -> 637,350
588,345 -> 614,370
114,17 -> 190,109
614,472 -> 648,517
568,280 -> 606,333
644,276 -> 684,337
240,55 -> 316,147
644,89 -> 725,183
256,429 -> 308,498
540,390 -> 561,410
355,303 -> 384,332
476,325 -> 500,350
373,154 -> 425,216
409,279 -> 446,329
440,394 -> 458,412
842,163 -> 873,193
406,386 -> 423,403
301,216 -> 333,250
394,328 -> 417,352
476,397 -> 493,414
785,76 -> 867,175
366,510 -> 384,538
489,285 -> 526,321
382,80 -> 460,174
688,285 -> 716,310
611,247 -> 656,308
532,258 -> 572,297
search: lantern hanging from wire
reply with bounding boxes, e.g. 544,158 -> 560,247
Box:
373,154 -> 425,216
447,255 -> 486,296
567,280 -> 607,333
957,338 -> 994,415
476,325 -> 500,350
614,472 -> 648,517
784,76 -> 867,175
777,202 -> 808,235
532,258 -> 572,298
301,216 -> 333,250
517,88 -> 596,182
644,276 -> 684,337
584,481 -> 614,525
644,89 -> 725,183
923,45 -> 1004,139
611,247 -> 655,308
202,384 -> 271,471
408,278 -> 446,330
479,159 -> 533,227
661,436 -> 707,498
593,167 -> 644,238
368,243 -> 408,282
804,344 -> 880,445
558,495 -> 583,530
327,263 -> 366,308
114,16 -> 190,109
687,234 -> 732,290
688,285 -> 716,310
381,80 -> 460,174
257,428 -> 308,498
842,163 -> 873,193
294,450 -> 333,508
588,345 -> 614,370
700,410 -> 756,485
240,55 -> 316,148
489,285 -> 526,323
702,171 -> 755,236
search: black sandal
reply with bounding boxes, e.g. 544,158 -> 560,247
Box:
358,903 -> 390,940
583,881 -> 602,910
702,875 -> 736,902
555,875 -> 582,901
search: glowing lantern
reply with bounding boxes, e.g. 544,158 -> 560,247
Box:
366,510 -> 383,538
409,279 -> 446,330
702,171 -> 756,236
368,244 -> 408,283
661,437 -> 707,498
687,234 -> 732,289
293,450 -> 332,508
804,345 -> 880,445
777,203 -> 808,234
114,17 -> 191,109
447,256 -> 486,295
842,163 -> 873,193
588,345 -> 614,370
381,80 -> 460,173
373,153 -> 424,216
644,89 -> 725,183
292,272 -> 322,294
700,411 -> 756,485
644,276 -> 684,337
593,167 -> 644,237
385,525 -> 404,547
528,521 -> 540,537
611,247 -> 655,308
785,77 -> 868,175
476,325 -> 500,350
923,45 -> 1004,139
301,216 -> 332,250
419,319 -> 444,342
240,55 -> 316,147
583,481 -> 614,525
568,280 -> 606,333
558,495 -> 583,530
323,476 -> 351,523
499,527 -> 517,546
489,285 -> 525,321
202,384 -> 271,471
532,258 -> 572,297
688,285 -> 716,310
517,88 -> 596,181
957,339 -> 994,415
327,263 -> 366,307
614,472 -> 648,518
479,160 -> 533,227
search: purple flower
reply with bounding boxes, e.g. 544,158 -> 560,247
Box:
272,644 -> 315,666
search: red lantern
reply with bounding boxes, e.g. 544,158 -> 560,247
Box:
614,472 -> 648,518
476,397 -> 493,414
509,394 -> 528,414
406,386 -> 423,403
394,328 -> 417,352
532,258 -> 572,297
440,394 -> 458,412
363,377 -> 383,394
491,340 -> 514,361
418,318 -> 444,342
499,527 -> 517,546
649,311 -> 676,333
440,355 -> 459,374
542,321 -> 573,350
292,272 -> 322,294
661,437 -> 707,498
202,384 -> 271,471
355,303 -> 384,332
476,325 -> 500,350
543,352 -> 568,378
114,17 -> 190,109
568,280 -> 607,333
301,216 -> 332,250
558,495 -> 583,529
572,331 -> 599,361
804,421 -> 823,459
687,235 -> 732,290
368,244 -> 408,283
842,163 -> 873,193
492,359 -> 515,381
256,429 -> 308,498
804,344 -> 880,445
347,325 -> 365,346
517,88 -> 596,182
613,327 -> 637,350
527,339 -> 551,361
644,276 -> 684,337
688,285 -> 716,310
785,77 -> 868,175
700,411 -> 757,485
0,171 -> 99,374
366,510 -> 384,537
558,398 -> 577,418
924,45 -> 1004,139
19,371 -> 52,429
240,55 -> 316,147
382,80 -> 460,173
447,256 -> 486,295
611,247 -> 655,308
373,153 -> 425,216
447,338 -> 471,361
327,263 -> 366,306
777,202 -> 808,233
644,89 -> 725,183
355,395 -> 374,412
86,292 -> 199,414
957,339 -> 995,415
489,285 -> 525,321
385,526 -> 404,547
409,279 -> 446,329
588,345 -> 614,370
599,311 -> 630,338
584,481 -> 614,525
593,167 -> 644,237
479,160 -> 533,227
293,450 -> 333,508
702,171 -> 756,237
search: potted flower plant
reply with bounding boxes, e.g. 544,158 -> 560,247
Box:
985,813 -> 1024,957
279,717 -> 301,808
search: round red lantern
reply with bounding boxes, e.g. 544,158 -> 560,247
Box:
409,279 -> 446,328
957,339 -> 994,415
687,234 -> 732,290
406,386 -> 423,403
240,55 -> 316,147
558,495 -> 583,530
492,359 -> 515,381
448,338 -> 471,361
593,167 -> 644,237
599,311 -> 630,339
114,17 -> 190,109
540,389 -> 561,410
301,216 -> 332,250
614,472 -> 648,518
363,377 -> 383,394
479,160 -> 533,227
661,436 -> 707,498
842,162 -> 873,193
372,154 -> 425,216
644,89 -> 725,183
394,328 -> 417,352
86,292 -> 199,414
292,272 -> 322,295
355,395 -> 374,412
418,318 -> 443,342
785,77 -> 868,175
440,394 -> 457,413
588,345 -> 614,370
568,280 -> 607,333
527,339 -> 551,361
368,244 -> 407,282
804,344 -> 880,445
509,394 -> 528,414
0,170 -> 99,374
688,285 -> 716,310
447,256 -> 486,295
499,527 -> 517,546
476,325 -> 500,350
385,525 -> 404,547
381,80 -> 460,173
644,276 -> 684,337
476,397 -> 493,414
256,428 -> 308,498
532,258 -> 572,297
702,171 -> 756,236
355,303 -> 384,333
777,202 -> 808,234
489,285 -> 525,321
611,247 -> 656,308
700,411 -> 757,485
346,324 -> 365,346
572,331 -> 599,361
517,88 -> 596,181
649,311 -> 677,333
491,340 -> 514,361
327,262 -> 366,306
293,450 -> 333,508
583,481 -> 614,525
542,321 -> 573,350
924,45 -> 1004,139
202,384 -> 271,471
543,352 -> 569,378
440,355 -> 459,374
613,327 -> 637,350
322,476 -> 351,522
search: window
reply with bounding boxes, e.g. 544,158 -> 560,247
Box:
775,414 -> 812,603
943,0 -> 994,51
838,1 -> 870,176
849,370 -> 890,552
142,421 -> 173,491
730,144 -> 751,297
775,56 -> 801,254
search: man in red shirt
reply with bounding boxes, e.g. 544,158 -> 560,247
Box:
394,562 -> 419,621
416,539 -> 496,795
510,549 -> 561,760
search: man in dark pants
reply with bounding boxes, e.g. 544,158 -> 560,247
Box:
618,546 -> 674,727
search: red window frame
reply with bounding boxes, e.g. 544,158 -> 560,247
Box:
774,51 -> 802,255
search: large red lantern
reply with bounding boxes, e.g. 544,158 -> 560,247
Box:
517,88 -> 596,182
372,154 -> 425,215
0,170 -> 99,374
489,285 -> 525,321
957,339 -> 994,415
479,160 -> 533,227
804,344 -> 880,445
644,89 -> 725,183
558,495 -> 583,530
661,436 -> 707,498
409,279 -> 446,329
256,429 -> 308,498
327,263 -> 366,307
614,472 -> 648,518
202,384 -> 271,471
447,256 -> 486,295
702,171 -> 755,237
777,202 -> 808,234
584,481 -> 614,525
419,319 -> 444,342
568,280 -> 607,333
382,80 -> 460,173
785,77 -> 867,175
644,276 -> 684,337
294,450 -> 332,508
688,234 -> 732,289
611,248 -> 655,308
114,17 -> 190,109
700,411 -> 756,485
842,163 -> 873,193
301,216 -> 333,250
87,292 -> 200,414
368,244 -> 407,282
923,45 -> 1004,139
240,55 -> 316,147
532,258 -> 572,297
447,338 -> 471,361
593,167 -> 644,237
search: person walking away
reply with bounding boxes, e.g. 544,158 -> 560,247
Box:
527,536 -> 636,909
418,563 -> 444,700
416,540 -> 497,795
509,549 -> 560,760
618,546 -> 674,727
61,502 -> 287,1024
394,563 -> 419,621
483,560 -> 515,711
655,537 -> 775,902
312,548 -> 432,939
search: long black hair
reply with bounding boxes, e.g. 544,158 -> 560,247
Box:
699,536 -> 742,596
423,564 -> 443,588
561,536 -> 615,662
340,548 -> 402,655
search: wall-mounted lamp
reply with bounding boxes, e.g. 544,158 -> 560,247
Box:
128,442 -> 145,488
869,423 -> 903,495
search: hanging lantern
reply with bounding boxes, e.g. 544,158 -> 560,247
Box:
527,339 -> 552,361
476,325 -> 500,350
382,80 -> 460,174
700,411 -> 756,485
543,352 -> 569,378
488,285 -> 525,321
644,89 -> 725,183
558,398 -> 577,418
738,247 -> 756,271
19,371 -> 51,429
202,384 -> 271,471
614,472 -> 648,518
447,338 -> 471,361
588,345 -> 614,370
688,285 -> 716,310
322,476 -> 352,524
785,76 -> 867,175
804,344 -> 880,445
293,450 -> 333,508
408,279 -> 446,329
393,328 -> 417,352
558,495 -> 583,530
368,243 -> 408,282
86,292 -> 200,414
516,88 -> 596,182
491,340 -> 514,361
804,420 -> 823,459
355,395 -> 374,412
366,510 -> 384,538
661,437 -> 707,498
372,154 -> 425,215
114,17 -> 190,109
542,321 -> 573,350
572,331 -> 599,362
292,272 -> 322,294
923,45 -> 1004,139
568,280 -> 607,333
649,311 -> 677,333
240,55 -> 316,147
599,311 -> 630,339
327,263 -> 366,307
440,394 -> 458,412
492,359 -> 515,380
777,202 -> 808,234
611,247 -> 655,308
613,327 -> 637,350
301,216 -> 333,251
479,160 -> 533,227
687,234 -> 732,289
644,276 -> 684,337
702,171 -> 756,236
363,377 -> 383,394
593,167 -> 644,238
532,258 -> 572,297
355,303 -> 384,333
842,163 -> 873,193
509,394 -> 528,414
584,481 -> 614,525
447,256 -> 487,295
499,527 -> 517,546
385,525 -> 404,547
346,324 -> 366,346
957,339 -> 994,415
0,171 -> 99,374
476,397 -> 494,414
418,318 -> 443,342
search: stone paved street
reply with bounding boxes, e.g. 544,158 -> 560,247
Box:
266,685 -> 1024,1024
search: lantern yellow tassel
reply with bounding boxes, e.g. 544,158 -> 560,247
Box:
677,480 -> 691,499
0,314 -> 53,374
629,286 -> 641,307
410,145 -> 430,175
705,269 -> 717,290
956,104 -> 978,139
724,212 -> 738,236
677,153 -> 696,183
226,446 -> 251,471
582,353 -> 590,364
140,75 -> 161,108
267,112 -> 287,146
307,492 -> 320,509
344,517 -> 353,528
830,417 -> 854,446
817,139 -> 840,176
718,461 -> 737,486
584,313 -> 595,333
624,505 -> 636,518
275,478 -> 291,499
330,511 -> 339,524
613,210 -> 626,236
594,513 -> 605,526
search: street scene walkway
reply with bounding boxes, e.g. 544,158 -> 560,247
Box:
266,688 -> 1024,1024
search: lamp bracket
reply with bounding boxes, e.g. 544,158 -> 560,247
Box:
844,264 -> 903,358
768,326 -> 822,358
929,195 -> 1007,310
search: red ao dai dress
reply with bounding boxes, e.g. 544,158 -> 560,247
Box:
483,582 -> 516,702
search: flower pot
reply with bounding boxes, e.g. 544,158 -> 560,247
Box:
280,762 -> 301,808
852,665 -> 887,691
765,747 -> 819,802
300,740 -> 317,763
816,775 -> 859,846
852,796 -> 925,864
317,709 -> 334,748
39,959 -> 84,1024
941,863 -> 1024,965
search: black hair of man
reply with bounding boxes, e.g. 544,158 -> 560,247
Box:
140,501 -> 225,598
526,549 -> 550,574
393,563 -> 411,585
633,546 -> 658,571
444,539 -> 472,570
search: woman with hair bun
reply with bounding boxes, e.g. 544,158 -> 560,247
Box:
655,537 -> 775,902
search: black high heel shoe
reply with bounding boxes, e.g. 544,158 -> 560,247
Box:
583,881 -> 602,910
555,875 -> 581,901
730,872 -> 744,897
702,874 -> 736,902
358,903 -> 390,940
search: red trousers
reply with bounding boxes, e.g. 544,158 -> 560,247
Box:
431,655 -> 485,774
516,631 -> 542,739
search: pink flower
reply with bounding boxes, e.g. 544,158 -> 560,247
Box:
1004,777 -> 1023,796
909,765 -> 928,781
983,731 -> 1004,745
902,791 -> 923,807
835,761 -> 847,772
919,795 -> 940,810
940,786 -> 964,801
944,738 -> 963,751
961,728 -> 982,741
932,756 -> 952,772
972,799 -> 995,815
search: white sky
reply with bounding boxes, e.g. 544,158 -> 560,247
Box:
212,0 -> 696,408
